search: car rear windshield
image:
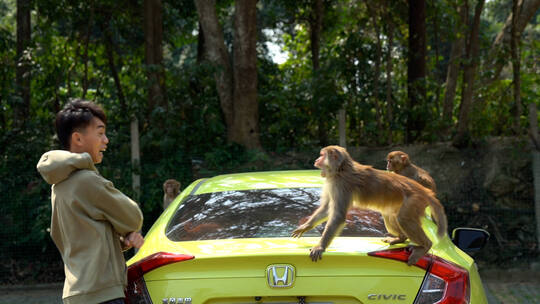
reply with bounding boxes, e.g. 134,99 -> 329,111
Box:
165,187 -> 387,241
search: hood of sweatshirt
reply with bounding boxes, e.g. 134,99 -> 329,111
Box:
37,150 -> 98,185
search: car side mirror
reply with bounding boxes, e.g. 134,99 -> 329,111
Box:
451,228 -> 490,253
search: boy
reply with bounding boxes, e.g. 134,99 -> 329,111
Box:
37,99 -> 144,304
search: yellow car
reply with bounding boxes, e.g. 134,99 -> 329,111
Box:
126,170 -> 489,304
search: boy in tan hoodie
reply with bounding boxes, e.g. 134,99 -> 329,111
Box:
37,99 -> 144,304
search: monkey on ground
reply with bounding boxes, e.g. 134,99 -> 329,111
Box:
387,151 -> 437,192
163,179 -> 181,210
292,145 -> 447,265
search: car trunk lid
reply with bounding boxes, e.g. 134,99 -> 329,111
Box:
140,237 -> 426,304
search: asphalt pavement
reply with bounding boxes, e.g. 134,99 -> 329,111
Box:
0,283 -> 62,304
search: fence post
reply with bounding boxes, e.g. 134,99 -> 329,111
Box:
338,108 -> 346,149
528,103 -> 540,251
130,116 -> 141,203
533,151 -> 540,251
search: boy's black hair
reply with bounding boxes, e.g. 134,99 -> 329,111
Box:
55,99 -> 107,149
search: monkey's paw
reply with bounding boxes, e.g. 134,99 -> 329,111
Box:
407,246 -> 428,266
309,245 -> 325,262
291,224 -> 310,238
382,236 -> 406,245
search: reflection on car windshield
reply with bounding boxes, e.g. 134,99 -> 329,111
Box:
165,187 -> 387,241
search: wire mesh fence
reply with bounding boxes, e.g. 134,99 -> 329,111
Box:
1,161 -> 538,285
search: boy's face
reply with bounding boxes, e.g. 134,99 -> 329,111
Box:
70,117 -> 109,164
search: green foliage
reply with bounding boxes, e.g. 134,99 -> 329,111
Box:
1,0 -> 540,279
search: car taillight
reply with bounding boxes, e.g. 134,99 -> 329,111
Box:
368,248 -> 470,304
125,252 -> 195,304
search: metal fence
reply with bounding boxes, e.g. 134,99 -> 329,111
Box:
1,169 -> 538,285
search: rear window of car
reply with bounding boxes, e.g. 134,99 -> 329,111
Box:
165,187 -> 387,241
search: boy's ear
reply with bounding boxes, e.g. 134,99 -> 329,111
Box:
71,132 -> 83,147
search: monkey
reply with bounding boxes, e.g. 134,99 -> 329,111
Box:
292,145 -> 447,266
163,179 -> 181,210
386,151 -> 437,192
181,220 -> 221,241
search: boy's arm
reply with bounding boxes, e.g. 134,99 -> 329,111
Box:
76,172 -> 144,235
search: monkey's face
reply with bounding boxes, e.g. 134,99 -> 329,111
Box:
386,151 -> 408,172
316,146 -> 346,177
314,150 -> 328,177
314,151 -> 326,169
386,155 -> 399,171
164,180 -> 181,196
166,185 -> 175,196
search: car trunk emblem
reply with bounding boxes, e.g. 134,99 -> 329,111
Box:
267,264 -> 295,288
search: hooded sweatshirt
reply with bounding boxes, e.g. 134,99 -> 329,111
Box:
37,150 -> 143,304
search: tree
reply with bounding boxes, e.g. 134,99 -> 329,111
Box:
309,0 -> 327,146
486,0 -> 540,82
144,0 -> 166,112
510,0 -> 522,134
231,0 -> 260,148
406,0 -> 427,143
442,2 -> 467,134
384,1 -> 395,144
100,11 -> 141,201
15,0 -> 31,126
194,0 -> 234,131
454,0 -> 485,147
195,0 -> 261,149
365,0 -> 384,141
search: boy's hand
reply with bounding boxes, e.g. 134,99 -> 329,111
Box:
124,232 -> 144,249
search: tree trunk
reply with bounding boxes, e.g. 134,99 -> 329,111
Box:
195,0 -> 261,149
442,3 -> 467,133
144,0 -> 166,112
366,1 -> 384,141
310,0 -> 323,72
406,0 -> 426,143
454,0 -> 485,147
102,20 -> 128,113
486,0 -> 540,83
197,22 -> 205,64
511,0 -> 522,134
310,0 -> 327,146
82,5 -> 94,99
15,0 -> 31,125
194,0 -> 235,134
385,11 -> 394,144
231,0 -> 260,149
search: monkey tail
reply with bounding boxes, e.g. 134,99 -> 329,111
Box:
429,196 -> 448,238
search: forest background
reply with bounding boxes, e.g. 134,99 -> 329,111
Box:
1,0 -> 539,284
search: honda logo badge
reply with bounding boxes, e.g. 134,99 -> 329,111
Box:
266,264 -> 295,288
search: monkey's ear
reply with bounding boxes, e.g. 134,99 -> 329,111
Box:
332,150 -> 345,168
328,150 -> 340,162
400,154 -> 410,164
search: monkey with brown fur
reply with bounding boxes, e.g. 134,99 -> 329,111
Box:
292,145 -> 447,265
387,151 -> 437,192
163,179 -> 181,210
